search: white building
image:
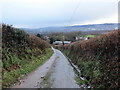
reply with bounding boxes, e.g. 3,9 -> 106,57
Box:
53,41 -> 71,45
75,37 -> 88,41
53,41 -> 63,45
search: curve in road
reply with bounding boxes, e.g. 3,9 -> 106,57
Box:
13,47 -> 80,88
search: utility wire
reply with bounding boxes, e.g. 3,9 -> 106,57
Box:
63,0 -> 82,40
69,0 -> 82,26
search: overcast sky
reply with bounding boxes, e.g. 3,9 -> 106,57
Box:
0,0 -> 119,28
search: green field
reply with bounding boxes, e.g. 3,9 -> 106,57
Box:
85,35 -> 95,38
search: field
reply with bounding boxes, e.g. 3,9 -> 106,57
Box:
55,30 -> 119,88
85,35 -> 95,38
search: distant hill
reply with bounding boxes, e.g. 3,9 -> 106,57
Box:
20,23 -> 118,34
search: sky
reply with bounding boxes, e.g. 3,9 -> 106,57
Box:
0,0 -> 119,28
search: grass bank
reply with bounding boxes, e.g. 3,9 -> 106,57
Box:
3,48 -> 53,88
56,30 -> 119,88
2,24 -> 53,88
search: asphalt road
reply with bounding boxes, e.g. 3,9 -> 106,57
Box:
13,47 -> 80,88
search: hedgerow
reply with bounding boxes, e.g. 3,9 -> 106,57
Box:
56,30 -> 119,88
2,24 -> 52,87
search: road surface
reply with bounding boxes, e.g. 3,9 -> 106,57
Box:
13,47 -> 80,88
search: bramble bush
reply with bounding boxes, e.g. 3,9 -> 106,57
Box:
2,24 -> 52,87
2,24 -> 50,71
56,30 -> 119,88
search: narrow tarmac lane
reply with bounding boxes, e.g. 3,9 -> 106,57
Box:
13,47 -> 80,88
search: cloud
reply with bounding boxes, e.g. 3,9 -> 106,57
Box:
1,0 -> 118,28
74,14 -> 118,25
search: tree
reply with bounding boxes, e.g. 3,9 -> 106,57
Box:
49,37 -> 55,44
36,33 -> 43,39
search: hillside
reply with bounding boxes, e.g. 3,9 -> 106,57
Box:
20,23 -> 118,34
56,30 -> 119,88
2,24 -> 53,88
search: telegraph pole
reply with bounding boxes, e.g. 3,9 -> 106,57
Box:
62,35 -> 65,45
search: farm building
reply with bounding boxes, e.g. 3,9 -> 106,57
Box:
53,41 -> 71,45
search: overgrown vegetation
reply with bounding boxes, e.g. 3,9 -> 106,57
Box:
56,30 -> 119,88
2,24 -> 53,88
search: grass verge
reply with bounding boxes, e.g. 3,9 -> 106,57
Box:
61,50 -> 102,88
3,48 -> 54,88
0,60 -> 2,89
